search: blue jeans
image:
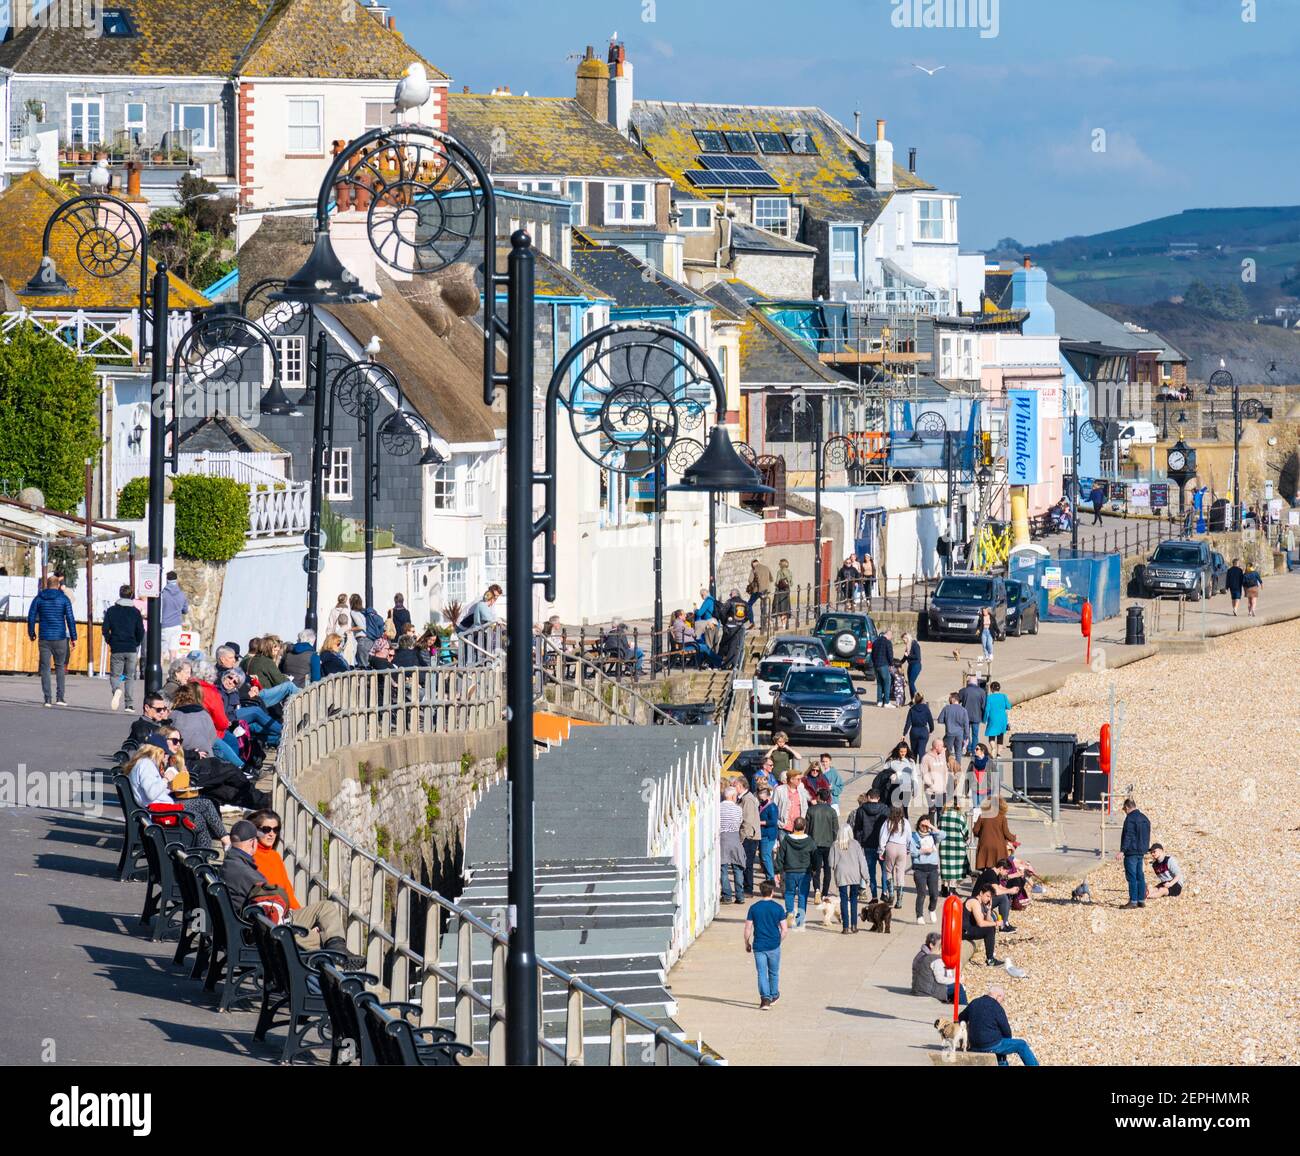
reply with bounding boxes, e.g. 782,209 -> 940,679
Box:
721,862 -> 744,902
760,838 -> 777,882
212,736 -> 244,769
867,849 -> 886,899
981,629 -> 994,659
838,884 -> 861,927
946,983 -> 969,1005
875,666 -> 891,705
753,947 -> 780,1002
979,1037 -> 1040,1066
255,681 -> 299,709
783,871 -> 811,925
907,662 -> 921,697
1124,854 -> 1147,902
966,721 -> 982,756
231,704 -> 280,746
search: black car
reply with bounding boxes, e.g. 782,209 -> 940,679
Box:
812,612 -> 878,674
1005,580 -> 1040,636
1139,540 -> 1226,600
773,666 -> 863,747
924,574 -> 1009,641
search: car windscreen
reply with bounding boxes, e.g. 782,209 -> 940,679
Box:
758,660 -> 797,682
1005,581 -> 1022,603
816,615 -> 865,635
934,578 -> 994,600
770,639 -> 822,659
782,670 -> 854,695
1152,545 -> 1202,565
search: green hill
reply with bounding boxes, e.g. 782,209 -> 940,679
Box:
994,207 -> 1300,307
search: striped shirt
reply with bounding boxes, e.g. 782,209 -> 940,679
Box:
719,800 -> 743,835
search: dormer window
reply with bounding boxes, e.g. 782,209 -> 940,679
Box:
102,8 -> 138,37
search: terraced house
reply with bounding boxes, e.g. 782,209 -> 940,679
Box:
0,0 -> 447,211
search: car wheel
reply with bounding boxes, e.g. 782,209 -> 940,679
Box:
845,731 -> 861,748
1030,612 -> 1039,635
832,632 -> 858,659
1010,618 -> 1021,638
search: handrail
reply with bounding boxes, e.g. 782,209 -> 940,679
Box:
535,635 -> 684,727
273,667 -> 719,1067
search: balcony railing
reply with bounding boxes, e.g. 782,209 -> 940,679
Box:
247,481 -> 310,539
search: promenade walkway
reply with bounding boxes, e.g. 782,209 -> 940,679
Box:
669,565 -> 1300,1064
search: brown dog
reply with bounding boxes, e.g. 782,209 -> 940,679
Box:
862,899 -> 893,933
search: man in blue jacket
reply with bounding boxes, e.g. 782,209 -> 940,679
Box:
27,576 -> 77,706
959,987 -> 1039,1066
1119,797 -> 1151,908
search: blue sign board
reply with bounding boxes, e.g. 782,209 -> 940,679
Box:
1007,389 -> 1040,486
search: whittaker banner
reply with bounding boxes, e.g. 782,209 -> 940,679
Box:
1007,389 -> 1041,486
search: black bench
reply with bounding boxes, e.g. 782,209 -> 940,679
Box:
360,997 -> 472,1067
139,820 -> 201,941
201,878 -> 264,1012
168,845 -> 222,970
112,774 -> 148,883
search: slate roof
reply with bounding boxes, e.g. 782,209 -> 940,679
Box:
1046,285 -> 1163,352
0,0 -> 445,80
0,0 -> 266,75
177,412 -> 288,454
630,101 -> 931,223
494,246 -> 612,302
570,233 -> 714,312
702,281 -> 852,389
234,0 -> 445,80
448,94 -> 668,181
729,221 -> 817,256
0,172 -> 209,311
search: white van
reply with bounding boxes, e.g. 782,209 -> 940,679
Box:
1117,421 -> 1159,454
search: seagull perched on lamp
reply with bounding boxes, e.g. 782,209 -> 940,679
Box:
393,62 -> 431,121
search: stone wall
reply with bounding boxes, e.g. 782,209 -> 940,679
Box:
173,558 -> 226,651
296,725 -> 506,896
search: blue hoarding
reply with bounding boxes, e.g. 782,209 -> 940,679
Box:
1007,389 -> 1040,486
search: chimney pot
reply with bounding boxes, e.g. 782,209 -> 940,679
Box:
908,147 -> 917,173
853,111 -> 861,138
876,119 -> 886,141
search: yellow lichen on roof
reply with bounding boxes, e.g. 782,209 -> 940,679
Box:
0,173 -> 210,312
237,0 -> 446,80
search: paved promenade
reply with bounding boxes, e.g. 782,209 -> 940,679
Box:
670,565 -> 1300,1064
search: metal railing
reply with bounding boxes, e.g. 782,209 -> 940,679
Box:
273,667 -> 719,1067
534,635 -> 685,727
246,481 -> 310,539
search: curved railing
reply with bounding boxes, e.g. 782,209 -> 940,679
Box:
273,668 -> 719,1067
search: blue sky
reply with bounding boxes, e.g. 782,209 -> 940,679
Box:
388,0 -> 1300,250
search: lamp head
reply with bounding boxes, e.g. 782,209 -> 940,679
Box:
670,427 -> 772,495
271,232 -> 379,306
21,254 -> 74,297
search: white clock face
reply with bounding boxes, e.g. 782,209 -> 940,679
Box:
1168,451 -> 1186,472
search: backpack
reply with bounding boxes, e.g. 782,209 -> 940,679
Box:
363,607 -> 386,640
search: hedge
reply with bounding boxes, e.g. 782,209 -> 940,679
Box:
172,475 -> 248,562
117,476 -> 149,519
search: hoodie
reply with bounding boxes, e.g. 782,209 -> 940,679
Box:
280,642 -> 320,687
102,598 -> 144,653
852,800 -> 890,852
27,586 -> 77,642
159,580 -> 188,629
774,831 -> 816,875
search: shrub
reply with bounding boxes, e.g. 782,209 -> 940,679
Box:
172,475 -> 248,562
117,476 -> 149,519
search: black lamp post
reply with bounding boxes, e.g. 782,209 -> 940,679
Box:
1206,361 -> 1268,530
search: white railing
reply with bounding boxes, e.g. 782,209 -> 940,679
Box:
272,668 -> 719,1067
247,481 -> 310,539
179,452 -> 288,486
646,727 -> 723,967
2,308 -> 135,363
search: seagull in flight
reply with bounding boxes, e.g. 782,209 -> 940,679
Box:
912,63 -> 946,76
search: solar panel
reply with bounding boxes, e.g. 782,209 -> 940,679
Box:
699,154 -> 740,171
685,169 -> 780,189
731,157 -> 766,173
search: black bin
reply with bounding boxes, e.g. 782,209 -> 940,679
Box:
1073,741 -> 1109,805
1208,498 -> 1229,532
1125,604 -> 1146,645
1010,732 -> 1077,798
655,702 -> 716,726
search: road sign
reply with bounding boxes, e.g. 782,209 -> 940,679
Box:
303,529 -> 323,551
302,555 -> 320,575
732,679 -> 754,691
137,563 -> 162,598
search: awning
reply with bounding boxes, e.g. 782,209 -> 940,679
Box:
881,258 -> 927,289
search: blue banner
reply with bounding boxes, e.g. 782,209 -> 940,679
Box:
1007,389 -> 1040,486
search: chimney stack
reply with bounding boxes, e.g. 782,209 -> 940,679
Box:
1023,255 -> 1032,269
908,147 -> 917,173
607,40 -> 634,136
853,111 -> 861,138
873,119 -> 894,191
575,45 -> 610,123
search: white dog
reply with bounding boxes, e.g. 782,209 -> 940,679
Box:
935,1018 -> 969,1061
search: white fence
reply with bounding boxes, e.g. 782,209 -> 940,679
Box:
247,482 -> 310,539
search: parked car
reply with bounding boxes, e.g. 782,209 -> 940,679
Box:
1116,420 -> 1159,456
923,574 -> 1009,641
1005,579 -> 1040,636
763,635 -> 829,663
754,655 -> 825,711
812,612 -> 878,675
1138,540 -> 1224,600
773,665 -> 862,747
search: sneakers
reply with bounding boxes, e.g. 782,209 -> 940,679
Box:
110,687 -> 123,711
55,700 -> 68,707
929,911 -> 938,924
917,915 -> 926,925
987,957 -> 1006,967
43,701 -> 52,708
999,923 -> 1018,933
759,998 -> 772,1010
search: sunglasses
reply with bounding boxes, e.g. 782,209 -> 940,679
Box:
166,737 -> 182,746
258,825 -> 280,835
